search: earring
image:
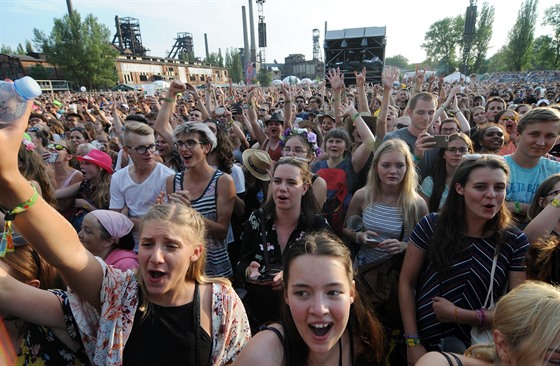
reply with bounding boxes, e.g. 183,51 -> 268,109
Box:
498,352 -> 502,359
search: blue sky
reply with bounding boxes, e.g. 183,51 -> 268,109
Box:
1,0 -> 557,65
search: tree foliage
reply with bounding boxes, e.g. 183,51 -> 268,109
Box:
422,16 -> 464,74
504,0 -> 539,71
1,44 -> 27,55
28,63 -> 51,80
528,35 -> 557,69
543,3 -> 560,68
204,49 -> 224,68
33,11 -> 118,89
467,2 -> 495,74
385,54 -> 409,70
225,48 -> 242,83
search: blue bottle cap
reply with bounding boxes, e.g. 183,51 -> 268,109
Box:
13,76 -> 42,101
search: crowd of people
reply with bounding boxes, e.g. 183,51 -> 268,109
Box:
1,66 -> 559,366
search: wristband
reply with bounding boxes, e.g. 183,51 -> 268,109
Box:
514,201 -> 521,214
83,203 -> 89,210
404,334 -> 421,347
0,185 -> 39,256
351,113 -> 361,123
551,197 -> 560,208
163,98 -> 174,103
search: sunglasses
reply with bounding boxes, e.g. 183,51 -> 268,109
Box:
484,131 -> 504,137
48,144 -> 69,152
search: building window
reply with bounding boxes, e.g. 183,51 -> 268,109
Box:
139,75 -> 148,81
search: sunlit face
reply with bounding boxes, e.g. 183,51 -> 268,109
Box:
79,161 -> 102,181
272,164 -> 309,211
486,101 -> 504,121
285,255 -> 354,359
456,167 -> 507,222
69,130 -> 87,149
515,121 -> 560,160
497,111 -> 518,136
481,126 -> 505,151
139,220 -> 202,306
321,117 -> 335,135
516,105 -> 530,116
124,133 -> 156,167
78,214 -> 112,258
188,110 -> 203,122
375,150 -> 407,188
440,122 -> 459,136
266,121 -> 283,138
473,108 -> 487,126
408,99 -> 436,132
443,139 -> 469,169
325,137 -> 346,160
176,132 -> 210,168
283,136 -> 311,161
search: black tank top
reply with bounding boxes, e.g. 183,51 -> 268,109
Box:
123,283 -> 212,365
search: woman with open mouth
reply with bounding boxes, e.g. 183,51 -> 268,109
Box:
233,232 -> 385,366
0,102 -> 251,366
494,109 -> 520,155
238,157 -> 329,329
399,154 -> 529,365
472,124 -> 506,155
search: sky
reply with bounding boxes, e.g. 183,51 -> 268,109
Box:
0,0 -> 557,66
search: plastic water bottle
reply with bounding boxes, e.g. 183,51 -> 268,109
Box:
0,76 -> 42,127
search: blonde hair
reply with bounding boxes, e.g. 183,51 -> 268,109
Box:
136,204 -> 229,315
123,121 -> 154,145
364,139 -> 421,235
467,281 -> 560,363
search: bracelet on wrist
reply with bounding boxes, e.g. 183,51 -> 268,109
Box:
550,197 -> 560,208
514,201 -> 521,214
163,98 -> 174,103
403,334 -> 421,347
0,185 -> 39,256
351,112 -> 361,123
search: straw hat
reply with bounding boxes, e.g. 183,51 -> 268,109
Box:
242,149 -> 272,181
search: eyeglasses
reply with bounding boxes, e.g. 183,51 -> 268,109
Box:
174,139 -> 207,150
546,189 -> 560,197
70,127 -> 86,132
441,128 -> 459,134
283,146 -> 307,154
296,100 -> 306,104
484,131 -> 504,137
126,144 -> 157,154
446,147 -> 468,154
48,144 -> 69,152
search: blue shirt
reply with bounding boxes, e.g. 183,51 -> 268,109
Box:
504,155 -> 560,204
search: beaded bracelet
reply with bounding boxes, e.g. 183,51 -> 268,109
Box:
0,185 -> 39,257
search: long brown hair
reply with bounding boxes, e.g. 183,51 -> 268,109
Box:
18,143 -> 56,207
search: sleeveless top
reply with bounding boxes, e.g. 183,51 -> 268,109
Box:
173,169 -> 233,278
261,322 -> 373,366
123,283 -> 212,365
264,140 -> 283,161
60,169 -> 81,189
355,202 -> 405,268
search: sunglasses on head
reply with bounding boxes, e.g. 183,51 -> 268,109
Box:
396,123 -> 408,129
48,143 -> 69,152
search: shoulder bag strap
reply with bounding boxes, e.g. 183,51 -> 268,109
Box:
483,252 -> 498,308
193,282 -> 200,366
258,208 -> 270,266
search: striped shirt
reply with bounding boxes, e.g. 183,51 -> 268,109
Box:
355,202 -> 404,267
174,170 -> 233,278
410,213 -> 529,348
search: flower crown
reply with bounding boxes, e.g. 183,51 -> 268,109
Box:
22,139 -> 36,152
280,128 -> 321,157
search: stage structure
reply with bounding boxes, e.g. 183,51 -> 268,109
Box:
112,16 -> 149,56
324,26 -> 386,85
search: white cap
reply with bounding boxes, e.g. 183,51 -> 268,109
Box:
13,76 -> 42,101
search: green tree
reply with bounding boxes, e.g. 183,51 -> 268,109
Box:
33,11 -> 118,89
504,0 -> 539,71
468,2 -> 495,73
16,43 -> 25,55
28,63 -> 51,79
25,40 -> 34,54
384,55 -> 409,70
257,67 -> 271,87
0,45 -> 14,54
204,49 -> 224,68
486,46 -> 509,72
225,48 -> 242,83
543,3 -> 560,68
422,16 -> 464,74
528,35 -> 556,69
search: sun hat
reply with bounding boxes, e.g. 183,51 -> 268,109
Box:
242,149 -> 272,181
77,149 -> 114,174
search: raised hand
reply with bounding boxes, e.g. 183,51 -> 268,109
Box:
354,67 -> 367,87
382,66 -> 400,90
326,68 -> 345,92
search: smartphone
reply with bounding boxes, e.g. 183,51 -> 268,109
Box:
430,135 -> 449,149
364,235 -> 380,247
215,107 -> 226,115
46,152 -> 58,164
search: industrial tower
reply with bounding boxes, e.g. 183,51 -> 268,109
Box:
312,29 -> 321,61
167,32 -> 195,60
112,16 -> 149,56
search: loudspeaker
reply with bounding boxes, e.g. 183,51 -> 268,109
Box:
258,22 -> 267,48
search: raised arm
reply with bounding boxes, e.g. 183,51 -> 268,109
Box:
355,67 -> 370,114
281,84 -> 293,130
376,67 -> 400,141
340,103 -> 375,173
155,80 -> 185,146
326,68 -> 345,127
0,103 -> 103,311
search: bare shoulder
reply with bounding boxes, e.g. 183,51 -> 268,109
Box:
417,352 -> 491,366
415,194 -> 429,215
232,323 -> 285,366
